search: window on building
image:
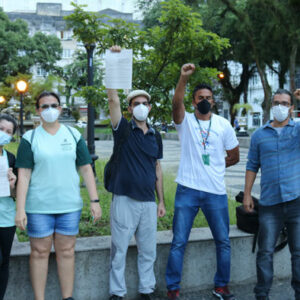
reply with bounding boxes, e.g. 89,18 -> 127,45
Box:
60,31 -> 72,40
252,112 -> 261,127
37,66 -> 48,77
223,109 -> 229,120
62,49 -> 72,59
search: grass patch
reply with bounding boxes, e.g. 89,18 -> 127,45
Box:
15,157 -> 240,242
74,126 -> 112,135
4,141 -> 19,155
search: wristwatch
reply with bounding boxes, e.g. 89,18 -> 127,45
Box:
90,199 -> 100,203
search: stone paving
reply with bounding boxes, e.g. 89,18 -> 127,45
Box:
151,278 -> 294,300
95,139 -> 261,199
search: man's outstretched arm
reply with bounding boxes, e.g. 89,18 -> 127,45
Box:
173,63 -> 195,124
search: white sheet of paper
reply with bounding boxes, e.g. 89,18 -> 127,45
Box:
104,49 -> 132,89
0,156 -> 10,197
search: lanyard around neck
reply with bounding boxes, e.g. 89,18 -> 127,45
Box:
194,113 -> 212,151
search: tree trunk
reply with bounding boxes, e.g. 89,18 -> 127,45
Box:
278,66 -> 286,89
229,103 -> 236,128
257,64 -> 272,123
289,43 -> 298,92
220,63 -> 253,126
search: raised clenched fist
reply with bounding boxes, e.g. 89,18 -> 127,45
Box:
294,89 -> 300,101
181,63 -> 196,77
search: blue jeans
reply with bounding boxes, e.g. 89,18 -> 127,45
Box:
166,184 -> 231,290
255,197 -> 300,299
27,210 -> 82,238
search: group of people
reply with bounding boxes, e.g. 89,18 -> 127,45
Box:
0,46 -> 299,300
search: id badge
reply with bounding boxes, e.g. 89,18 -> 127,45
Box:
202,154 -> 210,166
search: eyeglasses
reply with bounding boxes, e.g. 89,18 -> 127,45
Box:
198,96 -> 213,101
40,103 -> 59,109
272,101 -> 290,107
131,101 -> 149,107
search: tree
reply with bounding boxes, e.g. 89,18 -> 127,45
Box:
31,32 -> 62,73
134,0 -> 230,123
64,2 -> 141,109
0,73 -> 62,117
0,8 -> 62,82
219,0 -> 275,123
258,0 -> 300,92
197,0 -> 256,125
57,50 -> 104,106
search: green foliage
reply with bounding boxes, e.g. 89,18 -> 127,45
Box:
32,32 -> 62,72
133,0 -> 229,123
64,1 -> 229,123
74,85 -> 107,110
71,108 -> 81,122
64,2 -> 109,46
0,74 -> 62,115
232,103 -> 253,115
57,50 -> 104,107
4,141 -> 18,155
64,2 -> 141,109
0,8 -> 61,81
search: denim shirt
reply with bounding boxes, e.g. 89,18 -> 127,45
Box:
246,119 -> 300,206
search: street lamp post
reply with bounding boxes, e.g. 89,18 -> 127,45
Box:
84,43 -> 98,176
16,80 -> 28,137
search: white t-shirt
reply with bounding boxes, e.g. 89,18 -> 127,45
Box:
175,112 -> 238,194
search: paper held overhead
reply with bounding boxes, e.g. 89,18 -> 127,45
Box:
104,49 -> 133,90
0,156 -> 10,197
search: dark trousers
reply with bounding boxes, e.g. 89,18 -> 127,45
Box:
0,226 -> 16,300
254,198 -> 300,300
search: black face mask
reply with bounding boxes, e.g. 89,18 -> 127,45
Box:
197,99 -> 211,115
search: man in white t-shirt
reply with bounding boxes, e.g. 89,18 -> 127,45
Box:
165,64 -> 239,300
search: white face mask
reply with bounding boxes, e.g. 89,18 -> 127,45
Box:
272,105 -> 289,123
0,130 -> 12,146
41,107 -> 60,123
133,104 -> 149,121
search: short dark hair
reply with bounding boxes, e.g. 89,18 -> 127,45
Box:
0,114 -> 18,134
36,91 -> 61,109
192,84 -> 213,100
272,88 -> 293,106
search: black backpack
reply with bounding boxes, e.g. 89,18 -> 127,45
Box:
235,191 -> 288,253
104,122 -> 161,192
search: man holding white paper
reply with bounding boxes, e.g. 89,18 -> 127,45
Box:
105,46 -> 166,300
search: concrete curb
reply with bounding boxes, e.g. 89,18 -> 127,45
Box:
6,226 -> 290,300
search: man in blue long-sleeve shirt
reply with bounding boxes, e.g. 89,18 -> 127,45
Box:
244,88 -> 300,300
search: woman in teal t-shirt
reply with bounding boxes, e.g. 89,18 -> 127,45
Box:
0,114 -> 17,300
15,92 -> 102,300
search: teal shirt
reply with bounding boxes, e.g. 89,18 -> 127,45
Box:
0,150 -> 15,227
16,125 -> 92,214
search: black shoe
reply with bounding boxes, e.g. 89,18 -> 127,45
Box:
140,293 -> 155,300
256,297 -> 269,300
109,295 -> 123,300
63,298 -> 74,300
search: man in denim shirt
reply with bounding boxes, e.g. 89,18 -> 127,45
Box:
244,88 -> 300,300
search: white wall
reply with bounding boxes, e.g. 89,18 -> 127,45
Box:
0,0 -> 140,18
